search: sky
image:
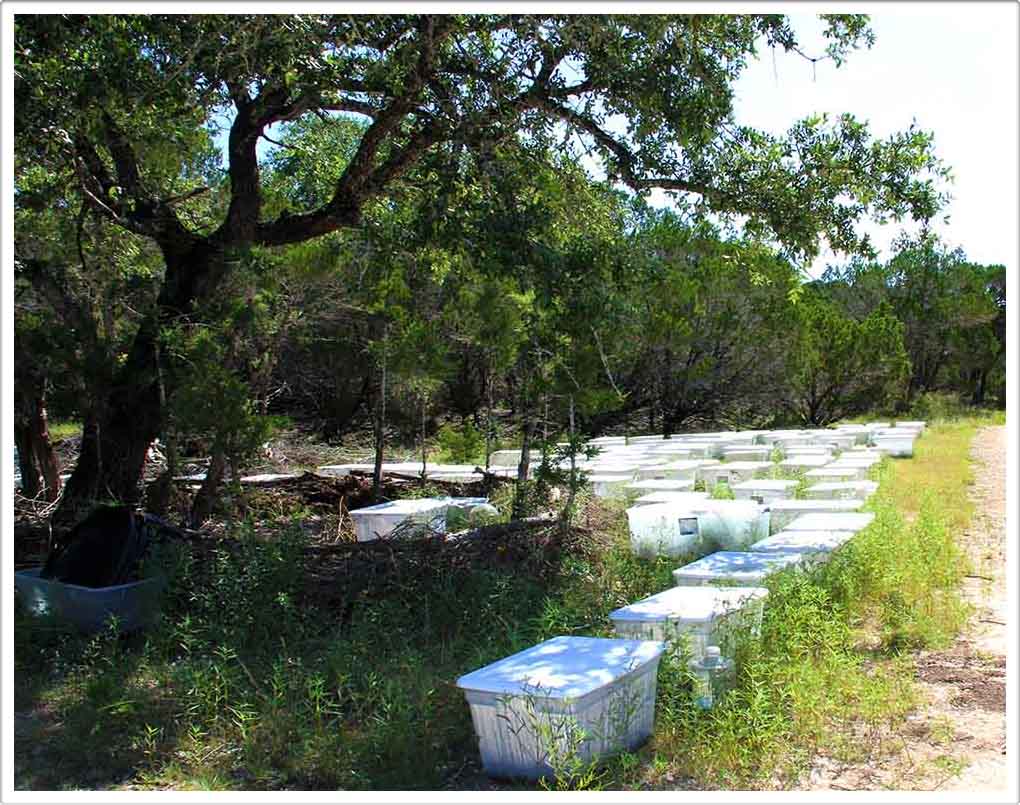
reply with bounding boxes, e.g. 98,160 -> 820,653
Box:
698,6 -> 1019,277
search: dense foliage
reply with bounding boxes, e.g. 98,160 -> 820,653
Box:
12,13 -> 1003,512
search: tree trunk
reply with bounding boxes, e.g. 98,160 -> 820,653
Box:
560,395 -> 577,537
56,239 -> 223,519
512,405 -> 534,521
15,380 -> 61,502
372,331 -> 388,500
189,447 -> 227,528
30,391 -> 62,501
14,422 -> 41,499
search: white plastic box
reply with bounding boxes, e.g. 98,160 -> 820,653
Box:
731,479 -> 799,504
609,585 -> 768,660
489,450 -> 522,467
626,479 -> 696,493
632,491 -> 710,507
671,551 -> 807,587
783,511 -> 876,533
626,500 -> 770,558
654,460 -> 713,481
589,474 -> 634,498
778,456 -> 830,472
767,499 -> 866,533
749,529 -> 857,563
349,498 -> 450,541
700,461 -> 772,486
804,481 -> 878,501
721,446 -> 774,462
871,435 -> 915,458
456,636 -> 665,779
804,467 -> 861,483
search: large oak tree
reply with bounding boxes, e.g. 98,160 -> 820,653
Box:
13,13 -> 949,511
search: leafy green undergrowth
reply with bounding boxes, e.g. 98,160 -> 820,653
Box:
14,417 -> 994,791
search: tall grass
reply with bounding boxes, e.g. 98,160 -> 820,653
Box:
14,416 -> 997,790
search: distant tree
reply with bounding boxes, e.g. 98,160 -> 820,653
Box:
784,293 -> 909,425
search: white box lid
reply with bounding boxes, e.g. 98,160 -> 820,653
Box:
349,498 -> 449,517
626,479 -> 696,491
456,636 -> 665,698
731,479 -> 798,491
673,551 -> 806,581
609,585 -> 768,624
769,499 -> 864,511
634,491 -> 710,506
750,529 -> 856,553
806,482 -> 877,493
785,512 -> 876,531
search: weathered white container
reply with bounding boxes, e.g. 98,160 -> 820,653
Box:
804,467 -> 861,483
586,462 -> 639,475
589,474 -> 635,498
489,450 -> 523,467
700,461 -> 772,486
722,446 -> 774,462
731,479 -> 799,504
645,446 -> 695,462
626,503 -> 711,558
776,436 -> 818,450
865,421 -> 891,430
675,442 -> 721,459
804,481 -> 878,501
456,636 -> 665,779
609,585 -> 768,660
749,529 -> 857,562
588,436 -> 628,446
653,460 -> 711,482
632,491 -> 710,507
626,479 -> 697,493
820,433 -> 857,450
632,463 -> 675,480
815,462 -> 870,481
349,498 -> 450,541
778,456 -> 830,472
672,550 -> 807,587
871,435 -> 915,457
767,499 -> 866,533
783,511 -> 876,533
839,449 -> 884,462
784,446 -> 834,458
628,434 -> 672,445
627,500 -> 769,556
827,458 -> 878,475
895,420 -> 926,432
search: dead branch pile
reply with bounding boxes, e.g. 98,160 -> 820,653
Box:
300,515 -> 576,611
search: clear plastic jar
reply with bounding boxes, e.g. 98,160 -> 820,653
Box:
688,645 -> 735,710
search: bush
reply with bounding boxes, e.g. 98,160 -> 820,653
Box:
434,420 -> 486,464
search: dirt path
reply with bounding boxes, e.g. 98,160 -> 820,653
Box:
803,425 -> 1008,792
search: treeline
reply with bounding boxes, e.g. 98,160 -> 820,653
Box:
12,14 -> 1002,517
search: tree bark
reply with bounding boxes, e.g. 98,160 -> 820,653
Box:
372,328 -> 388,500
57,239 -> 222,519
512,402 -> 534,521
30,391 -> 62,501
189,447 -> 227,528
14,422 -> 41,499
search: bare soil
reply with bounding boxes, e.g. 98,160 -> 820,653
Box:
801,425 -> 1008,792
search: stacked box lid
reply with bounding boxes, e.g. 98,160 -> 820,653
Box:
456,636 -> 665,700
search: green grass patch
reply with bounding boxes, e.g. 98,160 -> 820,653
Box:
48,420 -> 81,443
